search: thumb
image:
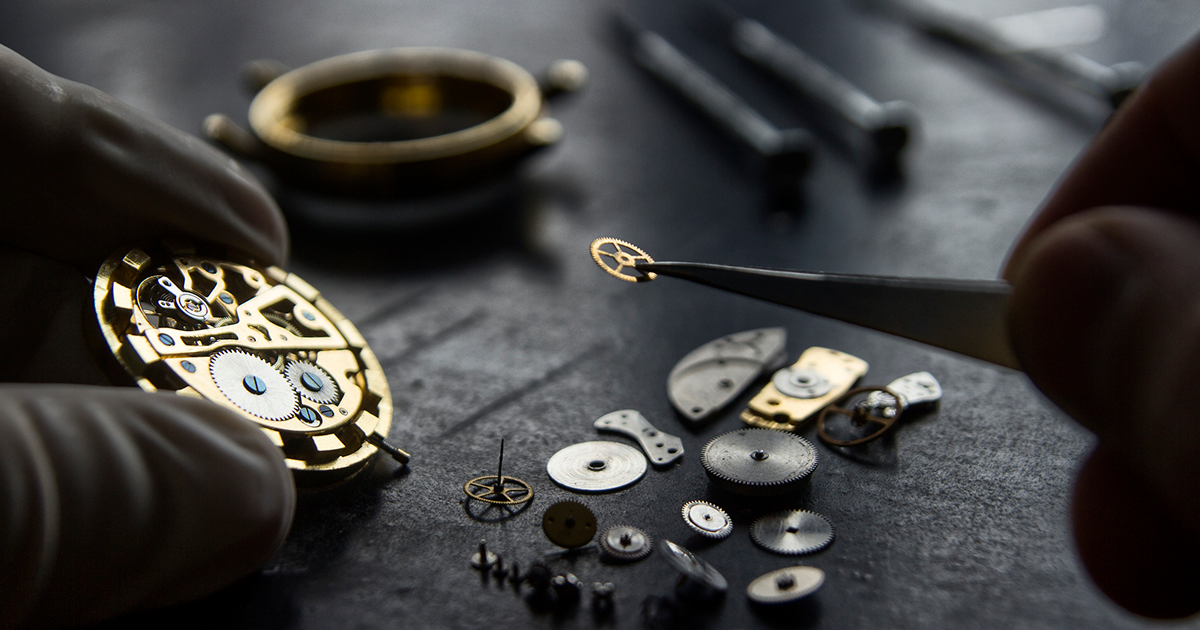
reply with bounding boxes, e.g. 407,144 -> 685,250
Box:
0,385 -> 295,629
1006,205 -> 1200,617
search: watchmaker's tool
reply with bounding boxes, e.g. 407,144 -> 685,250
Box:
92,243 -> 408,486
471,539 -> 499,570
542,501 -> 599,549
746,566 -> 826,604
750,510 -> 835,555
547,441 -> 648,493
660,540 -> 729,600
742,347 -> 869,431
883,0 -> 1143,109
463,439 -> 534,505
616,14 -> 814,194
701,429 -> 818,496
206,49 -> 585,196
681,501 -> 734,539
710,2 -> 918,161
667,327 -> 788,424
598,525 -> 654,563
817,371 -> 942,446
594,410 -> 684,467
588,238 -> 1020,370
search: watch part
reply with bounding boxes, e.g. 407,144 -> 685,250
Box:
542,500 -> 598,548
742,347 -> 868,431
817,386 -> 903,447
872,371 -> 942,408
701,429 -> 818,496
681,501 -> 733,539
92,243 -> 405,486
746,566 -> 825,604
589,238 -> 657,283
463,438 -> 534,505
546,441 -> 647,493
667,327 -> 788,423
598,525 -> 653,563
471,540 -> 499,570
660,540 -> 728,599
594,409 -> 684,467
750,510 -> 835,555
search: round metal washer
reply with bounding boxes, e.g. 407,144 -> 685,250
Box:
746,566 -> 825,604
772,367 -> 832,399
681,501 -> 733,539
660,540 -> 728,598
701,429 -> 818,496
598,525 -> 653,563
750,510 -> 834,555
546,441 -> 647,493
541,500 -> 598,548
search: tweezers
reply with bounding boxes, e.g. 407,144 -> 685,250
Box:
636,260 -> 1019,370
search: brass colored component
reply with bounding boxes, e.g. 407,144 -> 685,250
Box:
463,438 -> 534,505
816,386 -> 902,447
93,243 -> 406,486
542,500 -> 598,549
590,238 -> 657,283
741,347 -> 867,431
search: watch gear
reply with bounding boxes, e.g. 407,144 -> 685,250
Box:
749,509 -> 835,555
542,500 -> 598,548
660,540 -> 728,600
546,441 -> 647,493
701,429 -> 818,496
681,501 -> 733,539
285,360 -> 341,404
741,347 -> 868,431
463,475 -> 534,505
589,238 -> 657,283
209,348 -> 299,421
667,327 -> 788,424
746,566 -> 825,604
593,409 -> 684,467
598,525 -> 653,562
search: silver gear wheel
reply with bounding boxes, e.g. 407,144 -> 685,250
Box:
284,360 -> 341,404
598,525 -> 653,563
209,349 -> 299,421
681,501 -> 733,539
700,429 -> 818,496
749,509 -> 834,555
746,566 -> 825,604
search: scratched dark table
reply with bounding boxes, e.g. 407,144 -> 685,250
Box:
4,0 -> 1199,628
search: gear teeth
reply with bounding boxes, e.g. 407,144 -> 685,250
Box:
209,348 -> 299,421
681,501 -> 733,539
589,237 -> 657,283
598,525 -> 653,563
700,429 -> 818,496
285,360 -> 341,404
749,509 -> 835,555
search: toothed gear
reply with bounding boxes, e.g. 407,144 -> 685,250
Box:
681,501 -> 733,539
598,525 -> 653,562
285,360 -> 341,404
700,429 -> 818,496
750,510 -> 834,555
209,349 -> 298,421
589,237 -> 657,283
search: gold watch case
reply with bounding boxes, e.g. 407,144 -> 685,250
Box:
92,242 -> 405,486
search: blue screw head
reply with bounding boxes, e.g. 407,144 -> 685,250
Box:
181,360 -> 196,373
158,333 -> 175,346
302,311 -> 316,321
298,407 -> 321,426
243,375 -> 267,395
219,293 -> 234,304
319,405 -> 335,417
300,371 -> 323,392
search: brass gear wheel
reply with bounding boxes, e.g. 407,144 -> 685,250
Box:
589,237 -> 657,283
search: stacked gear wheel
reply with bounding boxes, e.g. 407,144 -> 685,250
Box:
700,429 -> 818,496
749,509 -> 835,555
91,242 -> 408,486
681,501 -> 733,539
598,525 -> 653,562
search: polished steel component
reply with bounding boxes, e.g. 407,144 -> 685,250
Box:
617,14 -> 813,192
750,510 -> 835,555
874,371 -> 942,407
746,566 -> 825,604
817,371 -> 942,446
546,441 -> 647,493
701,429 -> 818,496
92,243 -> 407,485
681,501 -> 733,539
667,327 -> 787,423
745,347 -> 868,430
590,238 -> 657,283
598,525 -> 654,562
660,540 -> 728,600
594,409 -> 684,467
463,438 -> 534,505
542,500 -> 598,548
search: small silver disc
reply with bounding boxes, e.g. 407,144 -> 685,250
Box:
746,566 -> 825,604
285,360 -> 341,404
546,441 -> 647,493
209,349 -> 298,421
772,367 -> 832,399
599,525 -> 653,562
681,501 -> 733,539
750,510 -> 835,555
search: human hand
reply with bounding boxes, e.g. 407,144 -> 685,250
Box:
1004,35 -> 1200,619
0,45 -> 295,628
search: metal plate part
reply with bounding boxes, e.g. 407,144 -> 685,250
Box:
750,510 -> 835,555
876,371 -> 942,407
742,347 -> 868,431
546,441 -> 648,493
746,566 -> 825,604
594,409 -> 684,467
542,500 -> 598,548
667,327 -> 788,423
701,429 -> 818,496
598,525 -> 653,562
660,540 -> 728,598
681,501 -> 733,539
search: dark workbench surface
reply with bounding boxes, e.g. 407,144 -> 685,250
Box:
4,0 -> 1198,627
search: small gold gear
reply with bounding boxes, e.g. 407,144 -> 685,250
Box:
589,238 -> 657,283
463,475 -> 534,505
